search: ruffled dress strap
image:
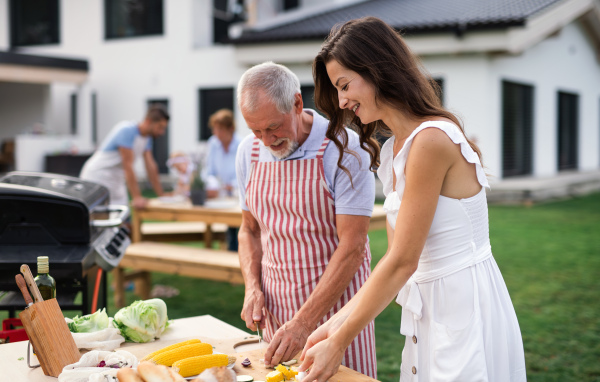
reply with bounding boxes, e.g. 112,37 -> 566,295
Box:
392,121 -> 489,198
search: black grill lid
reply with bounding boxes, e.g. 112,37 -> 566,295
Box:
0,172 -> 110,245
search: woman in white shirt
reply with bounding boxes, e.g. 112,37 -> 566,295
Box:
299,17 -> 526,382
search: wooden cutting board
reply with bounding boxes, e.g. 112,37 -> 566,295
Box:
231,347 -> 380,382
123,336 -> 379,381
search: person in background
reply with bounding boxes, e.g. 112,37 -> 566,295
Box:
205,108 -> 241,251
80,104 -> 169,208
235,62 -> 377,378
167,151 -> 195,198
299,17 -> 526,382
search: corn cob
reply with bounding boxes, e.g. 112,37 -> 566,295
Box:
141,339 -> 202,362
265,370 -> 284,382
172,354 -> 235,377
150,342 -> 213,366
275,364 -> 298,380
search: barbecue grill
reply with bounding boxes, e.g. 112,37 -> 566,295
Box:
0,172 -> 130,316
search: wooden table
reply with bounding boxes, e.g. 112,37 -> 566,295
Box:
0,315 -> 379,381
132,198 -> 388,246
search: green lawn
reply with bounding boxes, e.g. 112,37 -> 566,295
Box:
2,193 -> 599,381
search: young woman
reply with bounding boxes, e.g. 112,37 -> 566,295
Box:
299,17 -> 526,382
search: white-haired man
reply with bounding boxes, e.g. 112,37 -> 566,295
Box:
235,62 -> 377,378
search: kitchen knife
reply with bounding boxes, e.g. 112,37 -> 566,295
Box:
20,264 -> 44,303
15,274 -> 34,308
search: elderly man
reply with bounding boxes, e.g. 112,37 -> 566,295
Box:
235,62 -> 377,378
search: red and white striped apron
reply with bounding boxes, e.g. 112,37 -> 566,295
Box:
245,137 -> 377,378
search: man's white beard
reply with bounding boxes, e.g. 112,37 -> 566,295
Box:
266,138 -> 299,159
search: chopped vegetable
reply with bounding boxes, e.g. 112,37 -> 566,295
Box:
241,357 -> 252,367
265,370 -> 284,382
282,359 -> 297,366
112,299 -> 169,343
237,375 -> 254,382
67,308 -> 109,333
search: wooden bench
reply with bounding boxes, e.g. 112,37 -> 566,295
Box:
140,222 -> 229,248
113,242 -> 243,308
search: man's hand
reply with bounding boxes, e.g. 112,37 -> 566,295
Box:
132,196 -> 148,209
264,317 -> 312,367
241,288 -> 265,332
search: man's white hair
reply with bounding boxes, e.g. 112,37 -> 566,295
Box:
237,61 -> 301,114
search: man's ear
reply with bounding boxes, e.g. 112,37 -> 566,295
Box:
294,93 -> 304,114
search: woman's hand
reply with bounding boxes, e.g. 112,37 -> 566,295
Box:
298,334 -> 346,382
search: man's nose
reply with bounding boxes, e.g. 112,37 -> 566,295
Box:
262,133 -> 275,146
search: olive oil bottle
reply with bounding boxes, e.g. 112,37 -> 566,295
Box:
34,256 -> 56,300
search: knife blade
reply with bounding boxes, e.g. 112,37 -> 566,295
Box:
254,321 -> 262,345
20,264 -> 43,303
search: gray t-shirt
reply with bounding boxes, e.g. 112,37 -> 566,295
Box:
236,109 -> 375,216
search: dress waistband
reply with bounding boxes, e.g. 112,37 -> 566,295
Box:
395,242 -> 492,337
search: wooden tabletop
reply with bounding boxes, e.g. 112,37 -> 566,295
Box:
1,315 -> 379,381
131,197 -> 388,244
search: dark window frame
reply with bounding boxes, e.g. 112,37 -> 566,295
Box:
198,87 -> 235,141
9,0 -> 60,48
557,91 -> 579,171
104,0 -> 164,40
501,80 -> 535,178
70,93 -> 78,135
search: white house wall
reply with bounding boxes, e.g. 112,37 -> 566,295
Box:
422,54 -> 501,180
0,82 -> 50,140
491,20 -> 600,176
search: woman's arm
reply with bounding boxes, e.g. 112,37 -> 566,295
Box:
299,128 -> 457,381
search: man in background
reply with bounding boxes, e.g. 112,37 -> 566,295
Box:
80,104 -> 169,208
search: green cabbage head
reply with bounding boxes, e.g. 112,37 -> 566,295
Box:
112,298 -> 169,343
68,308 -> 110,333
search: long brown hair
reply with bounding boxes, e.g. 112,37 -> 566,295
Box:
313,16 -> 482,174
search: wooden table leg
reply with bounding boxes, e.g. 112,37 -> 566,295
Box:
134,271 -> 152,300
132,208 -> 142,243
204,224 -> 213,248
113,267 -> 125,308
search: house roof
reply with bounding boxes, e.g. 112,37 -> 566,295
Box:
232,0 -> 566,44
0,51 -> 89,84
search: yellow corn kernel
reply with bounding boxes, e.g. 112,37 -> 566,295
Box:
265,370 -> 284,382
172,354 -> 235,378
275,364 -> 292,379
141,339 -> 202,362
150,342 -> 213,366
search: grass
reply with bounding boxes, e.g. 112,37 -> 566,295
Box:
2,193 -> 599,381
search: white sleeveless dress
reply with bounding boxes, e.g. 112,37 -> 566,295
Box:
378,121 -> 526,381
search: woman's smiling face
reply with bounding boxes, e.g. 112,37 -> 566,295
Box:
325,59 -> 379,124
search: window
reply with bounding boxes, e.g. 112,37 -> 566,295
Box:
557,91 -> 579,171
91,93 -> 98,145
105,0 -> 163,39
502,80 -> 534,178
301,85 -> 316,111
213,0 -> 245,44
198,88 -> 234,141
10,0 -> 60,47
433,78 -> 444,106
283,0 -> 299,11
147,100 -> 170,174
70,93 -> 77,135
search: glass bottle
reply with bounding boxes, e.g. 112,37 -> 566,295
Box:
34,256 -> 56,300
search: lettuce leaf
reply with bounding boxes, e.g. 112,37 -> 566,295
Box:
112,299 -> 169,343
68,308 -> 110,333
